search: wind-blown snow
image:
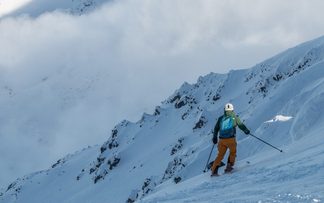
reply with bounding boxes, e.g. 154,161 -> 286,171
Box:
265,115 -> 293,123
1,34 -> 324,203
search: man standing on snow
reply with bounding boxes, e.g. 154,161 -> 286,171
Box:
211,103 -> 250,176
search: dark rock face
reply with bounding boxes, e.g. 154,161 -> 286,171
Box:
171,138 -> 184,155
174,176 -> 182,184
162,157 -> 186,182
193,116 -> 207,130
107,157 -> 121,170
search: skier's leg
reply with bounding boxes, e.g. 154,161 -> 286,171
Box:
211,140 -> 227,174
225,138 -> 237,172
228,138 -> 237,165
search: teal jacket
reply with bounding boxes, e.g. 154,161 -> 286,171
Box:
213,111 -> 249,139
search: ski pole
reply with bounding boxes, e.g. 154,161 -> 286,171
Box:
203,144 -> 215,172
249,133 -> 283,153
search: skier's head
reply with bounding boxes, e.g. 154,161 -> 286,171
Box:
224,103 -> 234,111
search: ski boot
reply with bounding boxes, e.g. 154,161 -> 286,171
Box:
224,163 -> 234,173
211,166 -> 219,177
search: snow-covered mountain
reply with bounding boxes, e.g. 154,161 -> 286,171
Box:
1,36 -> 324,202
0,0 -> 111,18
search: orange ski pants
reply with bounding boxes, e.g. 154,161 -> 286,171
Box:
211,137 -> 237,172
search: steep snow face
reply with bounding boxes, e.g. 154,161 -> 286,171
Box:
141,130 -> 324,203
0,0 -> 111,18
1,37 -> 324,202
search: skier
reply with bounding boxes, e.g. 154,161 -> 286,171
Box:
211,103 -> 250,176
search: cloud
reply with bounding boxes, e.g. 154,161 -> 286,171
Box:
1,0 -> 324,187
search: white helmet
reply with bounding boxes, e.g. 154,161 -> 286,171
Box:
224,103 -> 234,111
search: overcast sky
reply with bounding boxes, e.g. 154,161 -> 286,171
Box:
1,0 -> 324,187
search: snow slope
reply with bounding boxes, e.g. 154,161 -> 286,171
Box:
142,127 -> 324,203
0,0 -> 111,18
1,36 -> 324,202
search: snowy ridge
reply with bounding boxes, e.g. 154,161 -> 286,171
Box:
0,0 -> 111,18
1,37 -> 324,202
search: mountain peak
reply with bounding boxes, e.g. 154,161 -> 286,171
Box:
0,0 -> 111,18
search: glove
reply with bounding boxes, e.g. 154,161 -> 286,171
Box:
212,136 -> 218,144
244,129 -> 250,135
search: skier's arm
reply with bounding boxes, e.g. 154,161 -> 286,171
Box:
212,118 -> 221,143
235,115 -> 250,135
213,118 -> 221,136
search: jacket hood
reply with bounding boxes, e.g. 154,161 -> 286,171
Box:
224,110 -> 235,117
